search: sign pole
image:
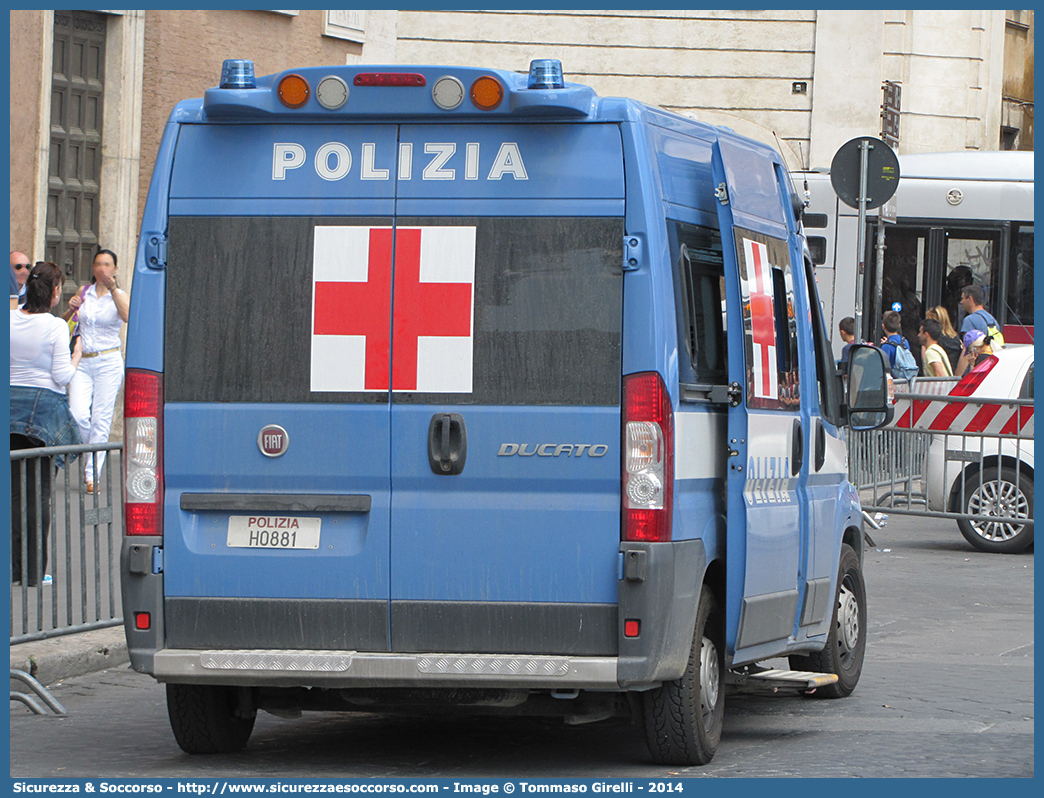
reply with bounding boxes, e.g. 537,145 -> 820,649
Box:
875,82 -> 901,351
853,140 -> 871,344
876,80 -> 902,348
829,134 -> 900,348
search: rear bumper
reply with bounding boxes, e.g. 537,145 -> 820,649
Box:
152,648 -> 620,690
124,537 -> 706,691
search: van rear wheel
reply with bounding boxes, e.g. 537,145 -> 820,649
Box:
789,542 -> 866,698
640,585 -> 724,766
167,683 -> 255,754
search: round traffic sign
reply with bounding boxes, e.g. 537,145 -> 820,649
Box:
829,136 -> 900,210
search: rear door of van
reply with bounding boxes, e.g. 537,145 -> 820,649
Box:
388,123 -> 625,655
161,124 -> 400,651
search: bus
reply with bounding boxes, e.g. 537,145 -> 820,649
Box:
800,150 -> 1033,361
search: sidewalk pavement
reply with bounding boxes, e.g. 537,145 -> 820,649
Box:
10,626 -> 129,691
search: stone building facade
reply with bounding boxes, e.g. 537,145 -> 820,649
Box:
8,9 -> 1033,298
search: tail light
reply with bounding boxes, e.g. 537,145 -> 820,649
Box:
950,354 -> 998,397
623,372 -> 674,542
354,73 -> 426,87
124,369 -> 163,537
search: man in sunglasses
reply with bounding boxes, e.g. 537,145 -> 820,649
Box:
10,251 -> 31,309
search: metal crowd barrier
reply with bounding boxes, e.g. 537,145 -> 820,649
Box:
10,442 -> 124,644
848,383 -> 1034,537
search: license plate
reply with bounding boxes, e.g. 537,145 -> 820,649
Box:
226,515 -> 321,549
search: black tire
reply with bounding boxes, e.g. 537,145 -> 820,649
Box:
956,466 -> 1034,554
166,683 -> 255,754
789,543 -> 866,698
640,585 -> 724,766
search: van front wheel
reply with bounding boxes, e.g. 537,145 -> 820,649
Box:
640,585 -> 724,766
167,683 -> 255,754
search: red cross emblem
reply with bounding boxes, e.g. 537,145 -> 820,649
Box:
311,226 -> 475,392
743,238 -> 778,401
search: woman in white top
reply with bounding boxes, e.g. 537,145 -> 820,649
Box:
11,262 -> 83,586
63,249 -> 130,492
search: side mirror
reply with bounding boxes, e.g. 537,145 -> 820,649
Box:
845,345 -> 894,430
790,191 -> 805,223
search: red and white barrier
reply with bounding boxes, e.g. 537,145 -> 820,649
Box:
894,396 -> 1034,437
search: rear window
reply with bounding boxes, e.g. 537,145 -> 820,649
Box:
670,221 -> 727,386
1020,363 -> 1033,399
165,216 -> 623,406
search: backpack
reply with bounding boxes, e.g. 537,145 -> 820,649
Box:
938,335 -> 962,373
890,337 -> 919,381
974,310 -> 1005,348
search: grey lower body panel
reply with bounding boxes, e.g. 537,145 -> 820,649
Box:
164,598 -> 617,656
152,649 -> 620,690
165,597 -> 388,651
391,601 -> 616,655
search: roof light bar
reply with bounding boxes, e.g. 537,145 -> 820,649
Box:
528,59 -> 565,90
220,59 -> 256,89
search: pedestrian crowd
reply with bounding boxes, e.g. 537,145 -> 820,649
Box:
837,283 -> 1003,382
10,249 -> 128,588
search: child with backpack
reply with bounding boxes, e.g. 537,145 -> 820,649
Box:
880,310 -> 919,381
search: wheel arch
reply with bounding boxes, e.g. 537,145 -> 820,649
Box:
842,525 -> 863,562
703,556 -> 726,612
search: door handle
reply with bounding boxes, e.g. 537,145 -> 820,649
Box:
428,413 -> 467,476
791,418 -> 803,476
815,419 -> 827,472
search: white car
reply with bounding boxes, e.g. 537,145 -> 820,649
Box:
922,345 -> 1034,553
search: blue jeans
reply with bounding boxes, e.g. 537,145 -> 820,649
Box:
10,434 -> 53,586
10,386 -> 80,585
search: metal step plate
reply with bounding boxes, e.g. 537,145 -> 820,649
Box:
727,667 -> 839,692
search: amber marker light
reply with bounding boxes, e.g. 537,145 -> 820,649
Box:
470,76 -> 504,110
278,74 -> 311,108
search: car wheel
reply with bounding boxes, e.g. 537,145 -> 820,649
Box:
640,584 -> 724,766
789,542 -> 866,698
167,683 -> 255,754
956,466 -> 1034,553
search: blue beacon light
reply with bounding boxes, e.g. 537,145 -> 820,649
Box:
528,59 -> 565,90
220,59 -> 257,89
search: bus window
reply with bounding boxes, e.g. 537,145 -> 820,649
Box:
944,230 -> 1001,323
877,226 -> 929,362
1007,224 -> 1034,329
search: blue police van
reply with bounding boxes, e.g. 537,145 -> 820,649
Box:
121,59 -> 892,765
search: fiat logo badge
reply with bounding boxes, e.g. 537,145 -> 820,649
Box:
258,425 -> 289,458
